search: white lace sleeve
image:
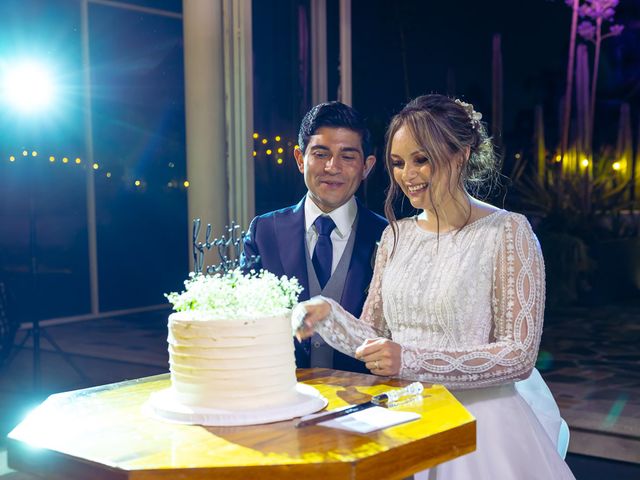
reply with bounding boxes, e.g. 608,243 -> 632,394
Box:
399,214 -> 545,389
314,227 -> 393,357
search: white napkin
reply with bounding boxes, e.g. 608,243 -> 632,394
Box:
319,406 -> 420,433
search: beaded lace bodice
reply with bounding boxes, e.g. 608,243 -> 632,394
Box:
316,210 -> 546,390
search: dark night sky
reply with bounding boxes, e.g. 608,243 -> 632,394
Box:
254,0 -> 639,157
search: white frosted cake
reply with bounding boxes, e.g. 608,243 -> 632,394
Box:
168,311 -> 298,410
148,268 -> 326,425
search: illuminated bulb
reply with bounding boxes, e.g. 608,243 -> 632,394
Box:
3,61 -> 55,113
261,138 -> 267,145
22,150 -> 28,156
266,149 -> 272,155
134,180 -> 141,187
581,158 -> 589,168
252,151 -> 257,157
32,151 -> 37,157
106,172 -> 112,178
9,155 -> 15,162
277,147 -> 284,154
183,180 -> 190,188
515,153 -> 521,159
168,162 -> 175,168
49,156 -> 55,162
294,144 -> 300,149
253,133 -> 259,139
62,157 -> 69,163
277,158 -> 283,164
92,163 -> 99,170
275,136 -> 281,142
612,162 -> 621,171
75,158 -> 81,164
555,154 -> 562,162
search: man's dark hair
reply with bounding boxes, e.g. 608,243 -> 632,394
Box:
298,101 -> 373,158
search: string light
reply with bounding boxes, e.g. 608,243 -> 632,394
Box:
275,136 -> 281,142
134,180 -> 141,187
92,163 -> 99,170
22,150 -> 28,156
183,180 -> 190,188
294,144 -> 300,149
106,172 -> 112,178
9,155 -> 15,162
62,157 -> 69,163
514,153 -> 521,159
555,154 -> 562,162
261,138 -> 267,145
75,157 -> 81,164
277,147 -> 284,154
277,158 -> 283,165
266,149 -> 272,155
581,158 -> 589,168
252,151 -> 257,157
31,151 -> 38,157
612,162 -> 621,171
49,156 -> 55,162
253,133 -> 259,139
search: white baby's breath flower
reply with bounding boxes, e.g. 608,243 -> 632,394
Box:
165,268 -> 303,318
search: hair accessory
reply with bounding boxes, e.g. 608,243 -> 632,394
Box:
454,98 -> 483,129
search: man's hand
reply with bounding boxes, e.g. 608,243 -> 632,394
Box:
292,298 -> 331,340
355,338 -> 401,376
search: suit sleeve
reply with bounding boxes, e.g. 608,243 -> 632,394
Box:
241,216 -> 263,272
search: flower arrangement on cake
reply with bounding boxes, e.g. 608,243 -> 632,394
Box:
147,220 -> 327,426
165,268 -> 302,319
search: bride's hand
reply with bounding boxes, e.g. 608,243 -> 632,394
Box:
292,298 -> 331,340
355,338 -> 402,376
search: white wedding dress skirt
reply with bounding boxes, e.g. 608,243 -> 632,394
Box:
415,382 -> 575,480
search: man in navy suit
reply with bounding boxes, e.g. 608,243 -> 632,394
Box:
242,102 -> 387,373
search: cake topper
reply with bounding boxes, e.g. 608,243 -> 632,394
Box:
192,219 -> 259,275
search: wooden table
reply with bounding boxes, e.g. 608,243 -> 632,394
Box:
7,368 -> 475,479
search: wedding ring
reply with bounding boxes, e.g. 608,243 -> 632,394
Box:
374,360 -> 380,370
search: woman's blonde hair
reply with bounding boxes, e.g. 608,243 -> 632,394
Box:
383,94 -> 498,252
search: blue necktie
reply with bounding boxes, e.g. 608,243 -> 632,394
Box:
312,216 -> 336,289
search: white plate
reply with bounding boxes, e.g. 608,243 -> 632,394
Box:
145,383 -> 328,426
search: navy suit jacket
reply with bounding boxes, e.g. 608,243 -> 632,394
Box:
242,196 -> 388,373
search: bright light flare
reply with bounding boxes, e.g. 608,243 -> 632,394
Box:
1,61 -> 56,113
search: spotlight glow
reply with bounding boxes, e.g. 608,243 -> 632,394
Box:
2,61 -> 56,113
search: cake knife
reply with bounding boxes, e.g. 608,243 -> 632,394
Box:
295,382 -> 424,428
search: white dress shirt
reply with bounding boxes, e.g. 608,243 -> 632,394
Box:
304,195 -> 357,274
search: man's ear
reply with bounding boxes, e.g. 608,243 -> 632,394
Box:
362,155 -> 376,179
294,147 -> 305,174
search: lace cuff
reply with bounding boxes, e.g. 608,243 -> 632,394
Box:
314,296 -> 388,357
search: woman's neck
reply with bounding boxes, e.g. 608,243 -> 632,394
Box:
420,191 -> 472,232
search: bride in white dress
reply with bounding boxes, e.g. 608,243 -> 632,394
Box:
295,94 -> 576,479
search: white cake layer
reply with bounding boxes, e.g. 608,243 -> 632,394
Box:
169,344 -> 292,369
168,342 -> 290,359
169,313 -> 292,335
171,365 -> 296,385
170,385 -> 299,410
168,331 -> 290,348
169,350 -> 293,369
167,311 -> 298,411
172,374 -> 296,397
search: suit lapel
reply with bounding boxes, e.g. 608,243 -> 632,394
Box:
276,198 -> 310,301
